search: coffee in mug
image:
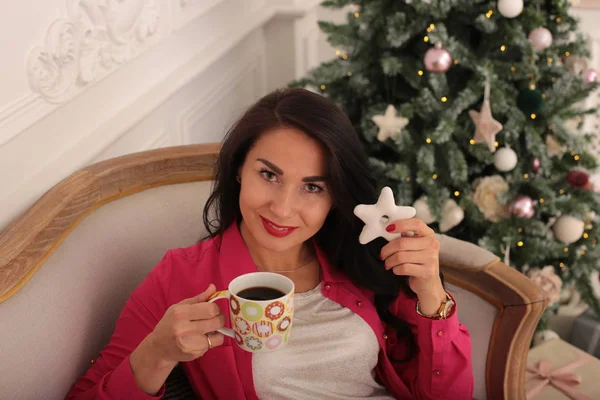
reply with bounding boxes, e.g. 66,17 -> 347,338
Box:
237,286 -> 286,301
208,272 -> 294,352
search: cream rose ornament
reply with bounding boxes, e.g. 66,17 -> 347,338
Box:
528,266 -> 563,306
472,175 -> 510,222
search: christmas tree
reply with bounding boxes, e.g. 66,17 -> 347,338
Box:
292,0 -> 600,331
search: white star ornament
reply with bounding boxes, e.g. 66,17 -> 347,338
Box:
372,105 -> 409,142
353,187 -> 416,244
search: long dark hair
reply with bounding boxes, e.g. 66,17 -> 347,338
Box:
203,88 -> 416,358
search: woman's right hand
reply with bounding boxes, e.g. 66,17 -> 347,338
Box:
130,284 -> 226,395
148,283 -> 226,363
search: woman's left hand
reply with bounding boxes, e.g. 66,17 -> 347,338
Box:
379,218 -> 446,314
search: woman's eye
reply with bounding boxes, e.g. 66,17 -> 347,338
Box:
260,170 -> 277,181
306,184 -> 324,193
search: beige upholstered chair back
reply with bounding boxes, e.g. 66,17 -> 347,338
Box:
0,145 -> 546,400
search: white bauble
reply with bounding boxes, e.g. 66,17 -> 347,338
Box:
439,199 -> 464,233
553,215 -> 585,244
498,0 -> 524,18
494,147 -> 518,172
413,196 -> 435,224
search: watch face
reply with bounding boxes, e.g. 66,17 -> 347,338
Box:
443,299 -> 455,317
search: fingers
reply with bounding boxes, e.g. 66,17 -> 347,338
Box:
179,284 -> 217,305
171,302 -> 221,324
172,315 -> 225,341
381,243 -> 439,279
174,315 -> 226,353
384,250 -> 435,270
191,313 -> 226,334
188,302 -> 222,321
385,218 -> 435,237
391,263 -> 437,280
205,332 -> 225,349
380,235 -> 439,260
176,331 -> 225,355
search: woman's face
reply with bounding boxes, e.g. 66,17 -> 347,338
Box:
238,127 -> 333,254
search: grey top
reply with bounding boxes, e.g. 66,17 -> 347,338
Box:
253,283 -> 394,399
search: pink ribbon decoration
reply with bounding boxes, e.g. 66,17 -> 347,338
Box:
526,354 -> 594,400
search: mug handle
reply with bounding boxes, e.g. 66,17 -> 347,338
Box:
207,290 -> 235,338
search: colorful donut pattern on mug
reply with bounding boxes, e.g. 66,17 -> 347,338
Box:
245,336 -> 263,351
230,293 -> 294,352
234,332 -> 244,346
265,335 -> 283,350
241,302 -> 263,322
265,301 -> 285,320
252,321 -> 274,338
234,317 -> 251,335
230,297 -> 241,315
277,316 -> 291,332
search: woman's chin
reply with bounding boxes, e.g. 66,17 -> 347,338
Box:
255,228 -> 305,252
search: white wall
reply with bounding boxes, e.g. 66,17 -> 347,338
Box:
570,6 -> 600,155
0,0 -> 336,231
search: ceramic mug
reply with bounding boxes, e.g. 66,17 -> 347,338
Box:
208,272 -> 294,352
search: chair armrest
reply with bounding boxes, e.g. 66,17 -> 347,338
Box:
441,239 -> 547,400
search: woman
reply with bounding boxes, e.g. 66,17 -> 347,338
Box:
66,88 -> 473,400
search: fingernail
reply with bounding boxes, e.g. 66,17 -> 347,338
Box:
386,224 -> 396,232
379,254 -> 384,260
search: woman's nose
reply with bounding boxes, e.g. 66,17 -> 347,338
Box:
270,186 -> 296,218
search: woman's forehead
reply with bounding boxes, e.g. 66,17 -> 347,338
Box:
248,128 -> 327,174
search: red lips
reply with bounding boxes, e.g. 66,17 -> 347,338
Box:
260,217 -> 297,238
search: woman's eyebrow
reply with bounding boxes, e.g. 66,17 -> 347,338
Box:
257,158 -> 283,174
257,158 -> 326,183
302,176 -> 326,183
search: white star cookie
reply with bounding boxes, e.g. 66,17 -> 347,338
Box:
353,187 -> 416,244
372,105 -> 409,142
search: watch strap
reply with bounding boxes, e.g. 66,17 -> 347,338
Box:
416,292 -> 455,320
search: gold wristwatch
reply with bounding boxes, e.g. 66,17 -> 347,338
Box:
416,292 -> 455,320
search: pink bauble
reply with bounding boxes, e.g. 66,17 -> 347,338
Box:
528,27 -> 553,51
510,195 -> 535,219
584,68 -> 598,84
532,157 -> 541,173
424,47 -> 453,74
